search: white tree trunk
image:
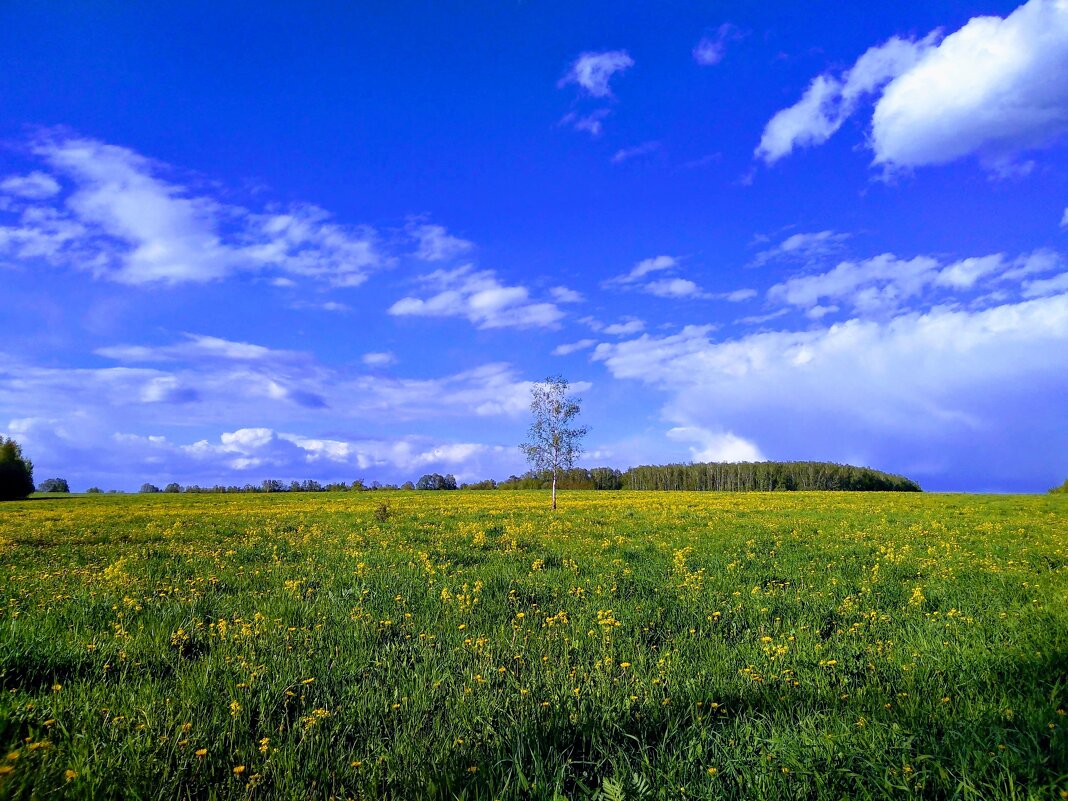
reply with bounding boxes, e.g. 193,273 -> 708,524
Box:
551,470 -> 557,510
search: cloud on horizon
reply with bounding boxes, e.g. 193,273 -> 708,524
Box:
592,289 -> 1068,491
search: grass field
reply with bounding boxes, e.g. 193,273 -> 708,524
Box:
0,490 -> 1065,800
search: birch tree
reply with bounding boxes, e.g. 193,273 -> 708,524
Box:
520,376 -> 587,510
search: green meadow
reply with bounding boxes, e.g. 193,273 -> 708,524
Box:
0,490 -> 1064,799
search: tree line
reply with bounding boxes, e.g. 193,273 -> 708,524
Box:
617,461 -> 921,492
489,462 -> 920,492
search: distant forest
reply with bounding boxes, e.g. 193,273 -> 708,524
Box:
496,461 -> 921,493
69,461 -> 922,496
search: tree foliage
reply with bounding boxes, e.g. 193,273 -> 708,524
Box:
0,437 -> 34,501
1050,479 -> 1068,494
415,473 -> 457,490
621,460 -> 921,492
520,376 -> 588,509
36,477 -> 70,493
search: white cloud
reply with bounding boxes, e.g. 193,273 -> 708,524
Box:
592,291 -> 1068,490
10,421 -> 514,489
559,50 -> 634,98
0,171 -> 61,199
1,345 -> 546,486
550,286 -> 584,303
934,255 -> 1007,289
872,0 -> 1068,169
605,254 -> 713,299
750,230 -> 850,267
767,250 -> 1062,315
552,339 -> 597,356
362,351 -> 397,367
666,426 -> 764,462
723,288 -> 757,302
759,1 -> 1068,170
409,222 -> 473,262
559,110 -> 611,137
1023,271 -> 1068,296
768,254 -> 941,312
611,142 -> 660,164
608,255 -> 677,285
1000,248 -> 1064,279
1062,207 -> 1068,227
0,132 -> 386,286
643,277 -> 708,299
96,333 -> 305,364
388,265 -> 564,329
5,336 -> 539,429
602,317 -> 645,336
693,24 -> 742,66
757,34 -> 938,164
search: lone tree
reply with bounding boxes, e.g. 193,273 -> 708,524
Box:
521,376 -> 588,510
0,437 -> 34,501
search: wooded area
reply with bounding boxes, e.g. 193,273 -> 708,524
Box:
497,461 -> 921,492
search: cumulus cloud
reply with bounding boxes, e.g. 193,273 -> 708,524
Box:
608,255 -> 678,285
759,0 -> 1068,170
0,171 -> 61,199
3,338 -> 539,441
872,0 -> 1068,168
552,339 -> 598,356
592,290 -> 1068,490
559,50 -> 634,98
757,34 -> 939,164
1062,207 -> 1068,226
0,132 -> 462,286
602,317 -> 645,336
1,336 -> 589,486
361,351 -> 397,367
666,426 -> 764,462
2,417 -> 518,490
693,24 -> 743,66
409,222 -> 474,262
550,286 -> 584,303
723,288 -> 758,302
605,254 -> 713,299
642,277 -> 708,299
1023,271 -> 1068,297
182,427 -> 509,478
767,250 -> 1062,315
750,230 -> 851,267
388,265 -> 564,329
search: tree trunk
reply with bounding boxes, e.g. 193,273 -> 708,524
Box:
551,470 -> 557,510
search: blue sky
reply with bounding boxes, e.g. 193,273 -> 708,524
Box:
1,1 -> 1066,492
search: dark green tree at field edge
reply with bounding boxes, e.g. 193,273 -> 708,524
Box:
0,437 -> 34,501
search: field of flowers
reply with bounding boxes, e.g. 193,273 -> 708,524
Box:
0,490 -> 1065,800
